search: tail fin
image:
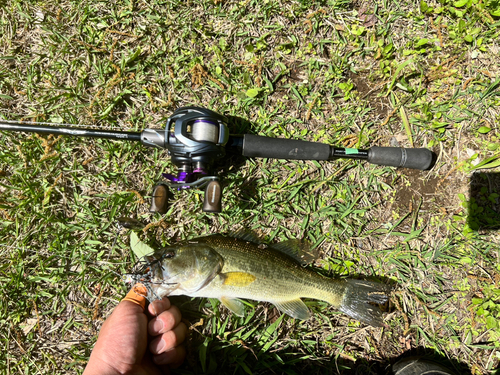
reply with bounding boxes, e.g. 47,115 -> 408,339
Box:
338,279 -> 390,327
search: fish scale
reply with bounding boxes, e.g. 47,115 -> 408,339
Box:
196,236 -> 346,306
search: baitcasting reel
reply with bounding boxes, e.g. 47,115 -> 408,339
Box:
0,106 -> 435,213
141,107 -> 230,213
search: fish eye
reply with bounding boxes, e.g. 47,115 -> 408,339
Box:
163,251 -> 175,259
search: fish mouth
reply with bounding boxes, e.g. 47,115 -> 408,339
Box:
145,257 -> 163,282
123,256 -> 179,300
142,256 -> 180,299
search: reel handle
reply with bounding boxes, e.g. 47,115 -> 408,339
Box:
149,180 -> 222,214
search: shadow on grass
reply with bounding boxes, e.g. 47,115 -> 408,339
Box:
349,347 -> 473,375
168,274 -> 475,375
468,172 -> 500,231
169,305 -> 474,375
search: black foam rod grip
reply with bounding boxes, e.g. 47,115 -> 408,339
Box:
242,134 -> 330,160
367,147 -> 434,170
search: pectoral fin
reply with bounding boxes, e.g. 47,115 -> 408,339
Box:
221,272 -> 256,287
274,298 -> 311,320
220,296 -> 245,317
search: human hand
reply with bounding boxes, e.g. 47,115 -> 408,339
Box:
83,285 -> 187,375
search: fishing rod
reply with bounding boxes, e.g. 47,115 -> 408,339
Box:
0,106 -> 435,213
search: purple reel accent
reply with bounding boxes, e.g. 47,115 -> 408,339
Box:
163,169 -> 209,190
163,171 -> 191,183
163,172 -> 192,190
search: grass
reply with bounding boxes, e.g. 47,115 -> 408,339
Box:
1,0 -> 500,374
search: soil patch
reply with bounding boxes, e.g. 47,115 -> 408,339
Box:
391,169 -> 441,213
348,71 -> 390,120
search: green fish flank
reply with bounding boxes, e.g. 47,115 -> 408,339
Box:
146,234 -> 390,327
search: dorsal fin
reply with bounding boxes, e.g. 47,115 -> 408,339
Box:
271,239 -> 316,266
226,230 -> 317,265
227,229 -> 263,244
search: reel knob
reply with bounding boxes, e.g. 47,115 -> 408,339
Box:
203,180 -> 222,213
149,184 -> 170,214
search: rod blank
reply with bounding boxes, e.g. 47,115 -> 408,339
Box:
0,120 -> 142,142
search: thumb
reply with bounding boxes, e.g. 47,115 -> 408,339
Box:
122,283 -> 148,310
85,284 -> 150,374
97,283 -> 149,345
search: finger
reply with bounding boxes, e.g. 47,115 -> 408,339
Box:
153,345 -> 186,366
122,283 -> 148,311
147,296 -> 171,317
148,306 -> 182,336
149,322 -> 187,355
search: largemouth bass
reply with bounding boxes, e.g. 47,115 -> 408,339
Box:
142,233 -> 390,327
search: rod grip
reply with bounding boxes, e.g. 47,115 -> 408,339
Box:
242,134 -> 330,160
367,147 -> 434,170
